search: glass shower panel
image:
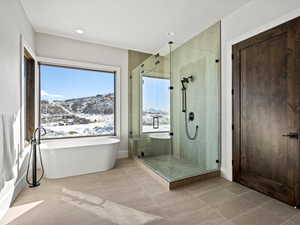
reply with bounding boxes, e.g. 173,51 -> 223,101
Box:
130,22 -> 220,182
131,54 -> 172,159
171,22 -> 221,173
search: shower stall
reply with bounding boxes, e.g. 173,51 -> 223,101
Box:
129,22 -> 221,183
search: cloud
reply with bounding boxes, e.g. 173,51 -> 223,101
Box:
41,90 -> 65,100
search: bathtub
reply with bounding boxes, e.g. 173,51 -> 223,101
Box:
40,137 -> 120,179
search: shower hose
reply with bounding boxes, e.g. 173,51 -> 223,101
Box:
182,87 -> 199,140
184,109 -> 199,140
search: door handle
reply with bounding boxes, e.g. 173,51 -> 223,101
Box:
282,132 -> 299,139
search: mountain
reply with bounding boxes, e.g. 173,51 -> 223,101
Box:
143,107 -> 168,115
41,93 -> 115,126
41,93 -> 114,116
41,90 -> 65,101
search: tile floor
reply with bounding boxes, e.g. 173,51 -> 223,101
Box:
1,159 -> 300,225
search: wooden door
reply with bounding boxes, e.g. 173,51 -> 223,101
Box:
232,17 -> 300,206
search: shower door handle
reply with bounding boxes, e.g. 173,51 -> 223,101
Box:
282,132 -> 298,139
153,116 -> 159,129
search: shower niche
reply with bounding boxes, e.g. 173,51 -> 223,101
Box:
129,22 -> 221,187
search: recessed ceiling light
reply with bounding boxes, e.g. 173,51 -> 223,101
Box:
75,29 -> 84,34
168,32 -> 175,36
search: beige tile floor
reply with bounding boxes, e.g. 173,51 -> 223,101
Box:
1,159 -> 300,225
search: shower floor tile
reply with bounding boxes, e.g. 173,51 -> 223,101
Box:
142,155 -> 209,182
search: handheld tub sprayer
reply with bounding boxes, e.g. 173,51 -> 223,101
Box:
26,127 -> 46,188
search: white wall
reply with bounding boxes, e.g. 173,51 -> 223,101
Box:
221,0 -> 300,180
35,33 -> 129,157
0,1 -> 35,113
0,0 -> 35,221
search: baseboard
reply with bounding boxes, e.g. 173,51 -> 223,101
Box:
220,167 -> 232,181
0,181 -> 14,221
11,171 -> 27,203
117,150 -> 128,159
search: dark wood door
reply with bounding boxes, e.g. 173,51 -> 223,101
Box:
232,17 -> 300,206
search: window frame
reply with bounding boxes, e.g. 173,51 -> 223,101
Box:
24,51 -> 36,142
140,74 -> 171,134
20,35 -> 39,152
37,57 -> 121,140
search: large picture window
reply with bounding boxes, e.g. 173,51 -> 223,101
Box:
142,76 -> 170,133
40,64 -> 115,139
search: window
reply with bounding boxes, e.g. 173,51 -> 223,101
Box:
40,64 -> 116,139
142,76 -> 170,133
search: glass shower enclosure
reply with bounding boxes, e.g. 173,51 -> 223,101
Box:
130,22 -> 221,182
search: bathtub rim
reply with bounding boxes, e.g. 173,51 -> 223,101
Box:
40,136 -> 120,150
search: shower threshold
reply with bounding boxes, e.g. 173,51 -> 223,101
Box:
135,155 -> 220,190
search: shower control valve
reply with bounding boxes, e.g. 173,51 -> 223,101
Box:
188,112 -> 195,121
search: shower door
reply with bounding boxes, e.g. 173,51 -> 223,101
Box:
170,22 -> 221,175
132,54 -> 172,160
140,73 -> 172,158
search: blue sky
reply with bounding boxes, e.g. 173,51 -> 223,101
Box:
41,65 -> 170,111
143,77 -> 170,111
41,65 -> 114,100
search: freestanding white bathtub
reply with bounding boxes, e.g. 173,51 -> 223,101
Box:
41,137 -> 120,179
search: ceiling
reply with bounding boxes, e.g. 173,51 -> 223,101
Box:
21,0 -> 251,53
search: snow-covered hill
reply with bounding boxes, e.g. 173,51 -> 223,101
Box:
41,93 -> 115,138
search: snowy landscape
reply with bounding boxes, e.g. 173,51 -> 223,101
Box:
41,93 -> 115,138
41,93 -> 170,138
142,108 -> 170,132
